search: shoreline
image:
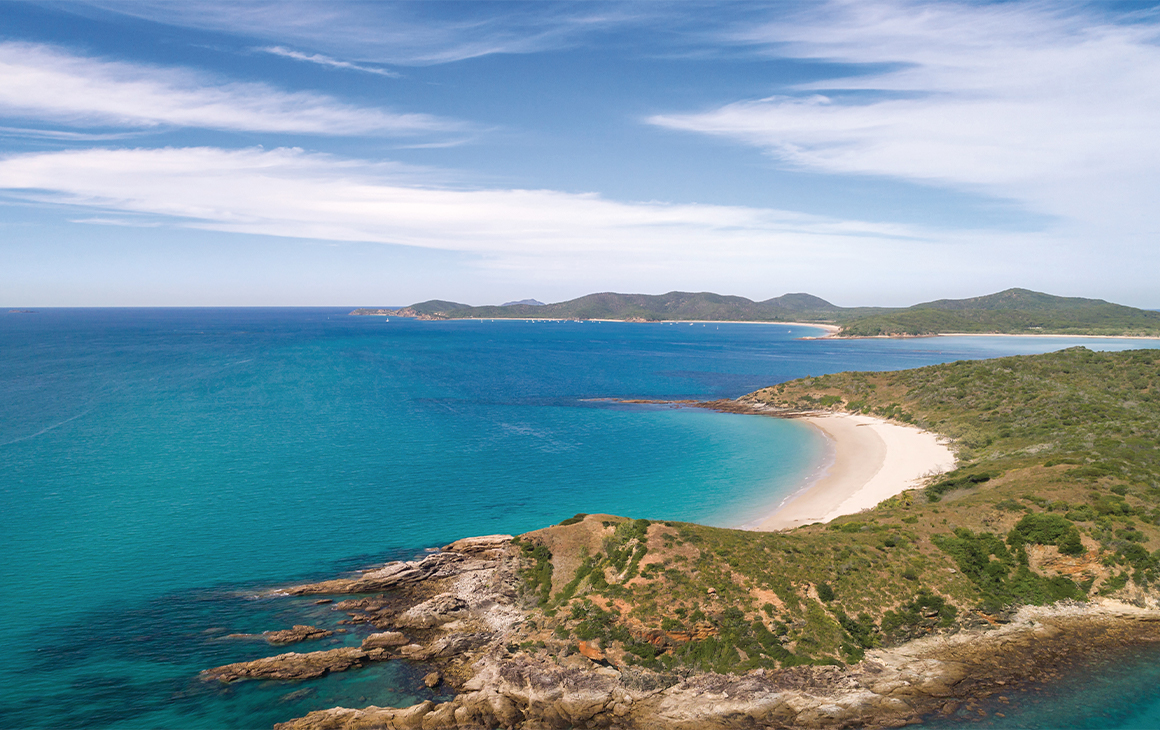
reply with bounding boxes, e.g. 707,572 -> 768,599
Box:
752,412 -> 956,531
614,398 -> 957,533
458,318 -> 840,331
934,331 -> 1160,340
353,311 -> 841,333
838,331 -> 1160,341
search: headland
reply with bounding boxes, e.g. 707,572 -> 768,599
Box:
197,346 -> 1160,729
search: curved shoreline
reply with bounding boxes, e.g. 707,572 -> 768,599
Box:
753,413 -> 956,531
619,398 -> 958,531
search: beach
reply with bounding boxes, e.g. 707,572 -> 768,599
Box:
754,413 -> 956,531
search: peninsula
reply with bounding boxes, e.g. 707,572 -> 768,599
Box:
202,346 -> 1160,729
351,287 -> 1160,338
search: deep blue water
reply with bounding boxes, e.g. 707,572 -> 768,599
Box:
2,308 -> 1159,729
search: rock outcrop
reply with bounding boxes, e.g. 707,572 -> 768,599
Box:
202,647 -> 376,683
275,604 -> 1160,729
281,539 -> 511,596
361,631 -> 410,650
265,625 -> 335,645
395,593 -> 470,629
201,530 -> 1160,730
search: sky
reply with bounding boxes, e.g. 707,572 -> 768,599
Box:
0,0 -> 1158,308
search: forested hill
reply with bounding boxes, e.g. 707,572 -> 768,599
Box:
838,289 -> 1160,337
414,291 -> 879,323
351,288 -> 1160,337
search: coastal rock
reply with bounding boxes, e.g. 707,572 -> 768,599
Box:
361,631 -> 409,650
265,625 -> 334,645
395,593 -> 469,629
284,552 -> 476,596
252,527 -> 1160,730
424,671 -> 442,688
201,647 -> 373,683
431,632 -> 492,657
443,534 -> 513,558
276,598 -> 1160,730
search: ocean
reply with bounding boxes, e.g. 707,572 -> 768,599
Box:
2,307 -> 1159,729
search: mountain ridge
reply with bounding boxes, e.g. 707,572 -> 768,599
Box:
350,288 -> 1160,337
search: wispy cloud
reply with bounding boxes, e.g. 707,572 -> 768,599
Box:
0,145 -> 1021,294
258,46 -> 400,77
0,41 -> 463,135
68,216 -> 163,227
0,125 -> 146,141
650,1 -> 1160,238
81,0 -> 649,65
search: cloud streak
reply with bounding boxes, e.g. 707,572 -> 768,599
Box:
258,46 -> 400,77
0,42 -> 460,136
0,145 -> 1007,290
651,1 -> 1160,237
82,0 -> 645,65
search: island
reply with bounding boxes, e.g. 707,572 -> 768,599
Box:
351,288 -> 1160,338
197,346 -> 1160,729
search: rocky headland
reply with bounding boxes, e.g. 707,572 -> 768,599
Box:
196,349 -> 1160,729
196,522 -> 1160,730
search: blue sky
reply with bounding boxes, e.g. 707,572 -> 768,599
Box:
1,0 -> 1158,307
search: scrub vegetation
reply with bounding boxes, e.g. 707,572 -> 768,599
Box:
508,347 -> 1160,673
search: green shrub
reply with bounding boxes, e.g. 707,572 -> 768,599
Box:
1009,513 -> 1086,556
926,470 -> 1000,502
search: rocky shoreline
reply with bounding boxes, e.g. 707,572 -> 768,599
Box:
195,532 -> 1160,730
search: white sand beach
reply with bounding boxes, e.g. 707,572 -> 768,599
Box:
754,413 -> 956,531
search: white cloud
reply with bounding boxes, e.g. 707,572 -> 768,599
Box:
650,1 -> 1160,237
0,42 -> 460,135
258,46 -> 400,77
0,145 -> 1023,294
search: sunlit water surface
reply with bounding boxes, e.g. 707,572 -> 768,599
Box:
2,308 -> 1158,729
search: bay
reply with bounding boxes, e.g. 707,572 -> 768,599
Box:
2,308 -> 1158,729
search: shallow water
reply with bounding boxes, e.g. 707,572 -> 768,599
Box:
926,640 -> 1160,729
2,308 -> 1157,729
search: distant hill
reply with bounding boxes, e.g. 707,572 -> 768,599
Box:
838,288 -> 1160,337
502,299 -> 546,307
383,291 -> 883,323
350,288 -> 1160,337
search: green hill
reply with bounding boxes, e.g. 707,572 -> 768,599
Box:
352,288 -> 1160,337
838,288 -> 1160,337
510,347 -> 1160,673
377,290 -> 882,323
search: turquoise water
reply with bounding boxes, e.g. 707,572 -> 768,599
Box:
2,309 -> 1159,729
928,641 -> 1160,729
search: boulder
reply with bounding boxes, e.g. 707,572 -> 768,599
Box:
361,631 -> 410,650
